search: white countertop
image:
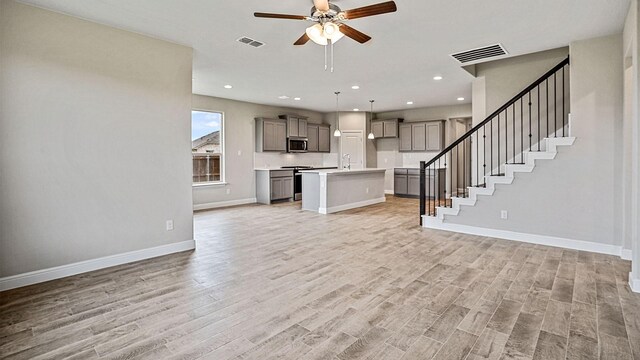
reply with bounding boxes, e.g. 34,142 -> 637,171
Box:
300,168 -> 387,175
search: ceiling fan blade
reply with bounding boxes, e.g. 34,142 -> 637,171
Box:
294,33 -> 310,46
343,1 -> 397,20
313,0 -> 330,12
339,24 -> 372,44
254,12 -> 307,20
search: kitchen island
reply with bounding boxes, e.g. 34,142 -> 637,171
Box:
301,168 -> 386,214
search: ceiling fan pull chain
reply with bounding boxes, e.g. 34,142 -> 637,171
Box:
330,39 -> 334,73
324,44 -> 328,71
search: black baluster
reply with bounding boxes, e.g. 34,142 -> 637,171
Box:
420,161 -> 425,221
554,72 -> 557,137
463,137 -> 466,197
537,86 -> 541,151
512,105 -> 516,164
483,125 -> 486,187
546,78 -> 549,138
497,114 -> 500,175
504,110 -> 507,168
476,132 -> 479,187
521,97 -> 524,163
490,119 -> 494,176
562,66 -> 565,137
529,92 -> 532,151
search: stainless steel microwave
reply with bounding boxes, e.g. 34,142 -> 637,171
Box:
287,137 -> 308,153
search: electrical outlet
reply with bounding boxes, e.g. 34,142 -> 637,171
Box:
226,188 -> 231,195
237,150 -> 242,156
501,210 -> 508,220
166,220 -> 174,231
366,187 -> 369,194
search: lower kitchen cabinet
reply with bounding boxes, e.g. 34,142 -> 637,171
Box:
256,169 -> 294,204
394,168 -> 446,199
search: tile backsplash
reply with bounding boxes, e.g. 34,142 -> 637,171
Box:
254,152 -> 338,169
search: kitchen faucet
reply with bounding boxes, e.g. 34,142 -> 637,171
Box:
342,153 -> 351,170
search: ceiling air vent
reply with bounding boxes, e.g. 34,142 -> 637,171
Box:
237,36 -> 265,48
450,44 -> 508,65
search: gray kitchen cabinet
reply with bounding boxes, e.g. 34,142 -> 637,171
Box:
371,121 -> 384,138
398,120 -> 444,152
426,122 -> 443,151
411,123 -> 426,151
255,118 -> 287,152
399,124 -> 412,151
318,125 -> 331,152
393,168 -> 446,199
394,174 -> 408,195
279,115 -> 308,138
371,118 -> 402,139
307,124 -> 330,152
407,175 -> 421,196
307,124 -> 319,152
256,169 -> 294,204
383,120 -> 398,138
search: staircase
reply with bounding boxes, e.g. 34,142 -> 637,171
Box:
419,56 -> 571,226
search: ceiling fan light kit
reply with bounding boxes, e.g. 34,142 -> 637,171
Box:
254,1 -> 397,72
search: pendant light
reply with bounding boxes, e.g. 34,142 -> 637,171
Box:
367,100 -> 375,140
333,91 -> 342,137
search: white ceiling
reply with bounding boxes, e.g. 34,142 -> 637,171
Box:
19,0 -> 630,113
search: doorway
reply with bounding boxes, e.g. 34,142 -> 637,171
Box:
340,131 -> 364,170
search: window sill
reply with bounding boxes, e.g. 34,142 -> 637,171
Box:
192,182 -> 228,188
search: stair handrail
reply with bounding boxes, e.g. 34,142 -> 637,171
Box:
423,56 -> 570,169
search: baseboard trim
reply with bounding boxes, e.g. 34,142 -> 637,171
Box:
621,249 -> 633,261
320,197 -> 386,214
193,198 -> 256,211
0,239 -> 196,292
423,220 -> 626,258
630,272 -> 640,293
384,190 -> 394,195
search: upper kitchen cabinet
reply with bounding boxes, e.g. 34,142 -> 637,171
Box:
255,118 -> 287,152
318,125 -> 330,152
307,123 -> 331,153
398,120 -> 444,152
279,115 -> 308,138
370,118 -> 402,139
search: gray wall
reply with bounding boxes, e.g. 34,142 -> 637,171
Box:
449,34 -> 624,249
0,1 -> 194,277
473,47 -> 570,123
192,94 -> 327,207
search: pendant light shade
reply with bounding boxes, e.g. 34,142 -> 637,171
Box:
306,24 -> 328,46
367,100 -> 375,140
334,91 -> 341,137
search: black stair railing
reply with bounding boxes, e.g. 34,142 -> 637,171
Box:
420,56 -> 570,224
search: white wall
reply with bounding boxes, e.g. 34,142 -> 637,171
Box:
448,34 -> 624,250
192,94 -> 332,209
372,105 -> 472,192
0,1 -> 193,277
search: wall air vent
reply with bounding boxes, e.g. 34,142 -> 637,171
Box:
237,36 -> 265,48
450,44 -> 508,65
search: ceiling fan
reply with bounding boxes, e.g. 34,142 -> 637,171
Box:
254,0 -> 397,71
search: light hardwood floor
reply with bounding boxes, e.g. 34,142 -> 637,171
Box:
1,196 -> 639,360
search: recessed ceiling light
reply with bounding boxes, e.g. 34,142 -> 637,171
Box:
457,97 -> 465,101
406,101 -> 414,105
433,76 -> 443,81
278,95 -> 289,99
351,85 -> 360,90
224,85 -> 233,89
353,108 -> 359,111
294,97 -> 301,101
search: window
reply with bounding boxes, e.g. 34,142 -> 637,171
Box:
192,110 -> 223,184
